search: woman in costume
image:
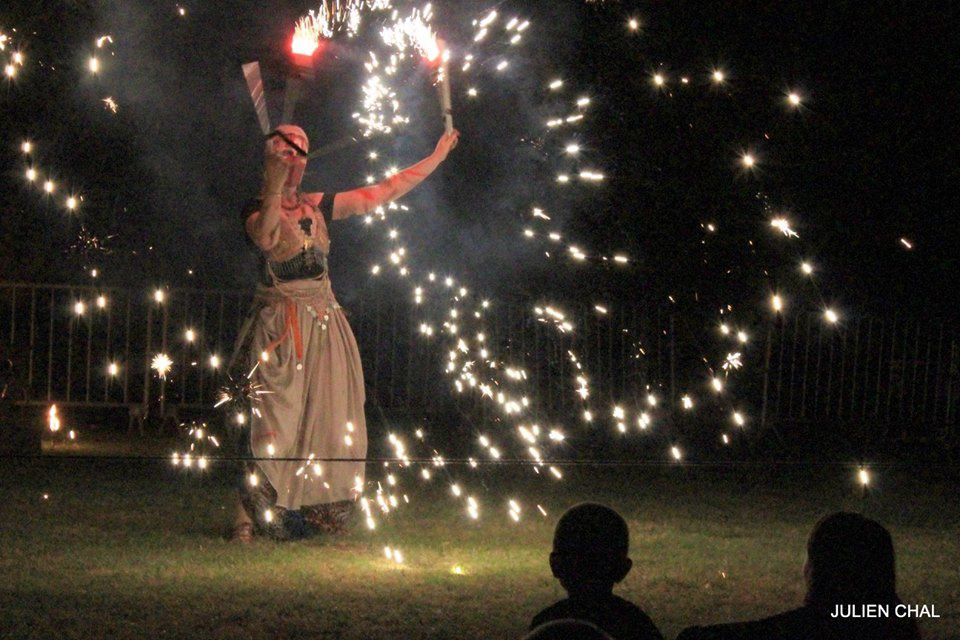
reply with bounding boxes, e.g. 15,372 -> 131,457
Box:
233,124 -> 459,540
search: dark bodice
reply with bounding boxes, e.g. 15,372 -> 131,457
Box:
264,246 -> 328,284
242,192 -> 337,285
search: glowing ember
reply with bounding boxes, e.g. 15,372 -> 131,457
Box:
770,217 -> 798,238
151,353 -> 173,379
47,405 -> 61,432
722,353 -> 743,371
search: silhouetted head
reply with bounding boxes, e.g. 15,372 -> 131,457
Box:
804,512 -> 899,607
549,503 -> 632,597
523,619 -> 614,640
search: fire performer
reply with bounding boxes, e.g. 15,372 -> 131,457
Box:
232,124 -> 459,541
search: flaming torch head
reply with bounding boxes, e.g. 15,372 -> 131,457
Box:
291,12 -> 325,79
292,13 -> 322,56
423,35 -> 442,64
291,33 -> 319,58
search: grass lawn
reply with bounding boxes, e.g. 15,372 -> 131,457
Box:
1,436 -> 958,639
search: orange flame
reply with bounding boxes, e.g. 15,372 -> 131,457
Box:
292,13 -> 322,56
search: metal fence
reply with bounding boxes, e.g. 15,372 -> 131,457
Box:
0,283 -> 248,411
760,313 -> 958,443
0,282 -> 957,443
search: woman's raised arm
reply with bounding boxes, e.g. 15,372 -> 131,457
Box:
329,130 -> 459,220
247,150 -> 296,250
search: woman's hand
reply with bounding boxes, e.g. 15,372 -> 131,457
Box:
433,129 -> 460,162
262,151 -> 292,193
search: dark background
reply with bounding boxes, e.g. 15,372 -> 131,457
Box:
1,0 -> 957,321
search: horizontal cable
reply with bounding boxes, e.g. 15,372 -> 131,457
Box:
1,454 -> 952,467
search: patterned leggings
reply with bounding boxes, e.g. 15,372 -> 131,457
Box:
240,462 -> 354,540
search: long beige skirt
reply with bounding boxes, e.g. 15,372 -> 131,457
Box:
247,278 -> 367,509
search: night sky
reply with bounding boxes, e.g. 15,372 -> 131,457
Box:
1,0 -> 957,320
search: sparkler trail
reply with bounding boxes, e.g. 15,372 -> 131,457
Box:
2,29 -> 26,79
323,5 -> 651,532
5,30 -> 131,280
295,0 -> 393,43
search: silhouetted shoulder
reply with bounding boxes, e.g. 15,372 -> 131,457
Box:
532,595 -> 662,640
677,608 -> 821,640
676,607 -> 920,640
531,600 -> 568,630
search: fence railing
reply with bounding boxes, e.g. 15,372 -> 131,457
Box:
0,282 -> 956,443
760,313 -> 958,443
0,282 -> 249,410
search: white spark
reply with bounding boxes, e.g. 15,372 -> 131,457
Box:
770,218 -> 798,238
723,352 -> 743,371
151,353 -> 173,379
